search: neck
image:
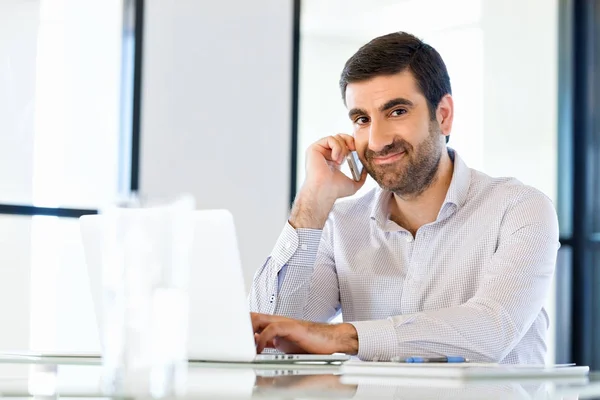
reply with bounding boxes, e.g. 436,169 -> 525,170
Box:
389,149 -> 454,235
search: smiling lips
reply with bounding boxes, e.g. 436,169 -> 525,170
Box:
372,151 -> 406,165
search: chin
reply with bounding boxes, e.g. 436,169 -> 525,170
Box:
375,177 -> 402,192
368,168 -> 399,188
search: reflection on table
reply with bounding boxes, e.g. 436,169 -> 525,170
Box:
0,355 -> 597,399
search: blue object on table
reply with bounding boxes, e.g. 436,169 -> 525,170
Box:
405,356 -> 467,363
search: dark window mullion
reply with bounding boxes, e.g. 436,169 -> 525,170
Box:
0,204 -> 97,218
571,0 -> 598,369
130,0 -> 144,193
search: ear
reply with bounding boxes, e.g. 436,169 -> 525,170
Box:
436,94 -> 454,138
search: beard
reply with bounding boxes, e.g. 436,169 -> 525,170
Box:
363,121 -> 444,197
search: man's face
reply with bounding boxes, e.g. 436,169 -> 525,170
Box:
345,70 -> 445,196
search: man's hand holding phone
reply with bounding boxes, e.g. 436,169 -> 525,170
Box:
289,134 -> 367,230
346,151 -> 364,182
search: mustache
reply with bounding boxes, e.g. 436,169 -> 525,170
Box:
365,138 -> 412,161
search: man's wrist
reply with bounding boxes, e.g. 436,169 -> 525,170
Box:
289,186 -> 336,229
334,323 -> 359,355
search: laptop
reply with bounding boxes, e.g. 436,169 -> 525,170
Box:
77,209 -> 348,364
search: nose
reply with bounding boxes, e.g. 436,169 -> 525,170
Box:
367,119 -> 394,153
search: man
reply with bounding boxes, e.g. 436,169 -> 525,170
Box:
249,32 -> 559,363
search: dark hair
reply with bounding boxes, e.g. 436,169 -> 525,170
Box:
339,32 -> 452,142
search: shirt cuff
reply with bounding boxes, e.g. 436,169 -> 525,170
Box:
349,319 -> 398,361
270,222 -> 322,268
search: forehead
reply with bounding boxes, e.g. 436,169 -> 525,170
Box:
344,70 -> 425,110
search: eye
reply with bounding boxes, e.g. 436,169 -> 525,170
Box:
354,116 -> 369,125
391,109 -> 407,117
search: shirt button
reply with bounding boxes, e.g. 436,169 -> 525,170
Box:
285,242 -> 291,250
269,294 -> 275,302
406,236 -> 413,243
301,244 -> 307,250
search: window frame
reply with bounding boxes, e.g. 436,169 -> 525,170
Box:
0,0 -> 145,218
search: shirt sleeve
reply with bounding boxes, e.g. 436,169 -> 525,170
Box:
248,220 -> 341,322
349,189 -> 560,362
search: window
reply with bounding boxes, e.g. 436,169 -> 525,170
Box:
0,0 -> 142,353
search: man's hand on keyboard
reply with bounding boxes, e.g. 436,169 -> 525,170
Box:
251,312 -> 358,355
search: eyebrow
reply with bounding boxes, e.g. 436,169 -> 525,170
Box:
348,97 -> 415,120
379,97 -> 414,112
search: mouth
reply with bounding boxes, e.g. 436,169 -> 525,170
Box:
372,151 -> 405,165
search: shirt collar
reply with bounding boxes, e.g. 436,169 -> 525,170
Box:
369,147 -> 472,225
369,186 -> 392,225
443,148 -> 471,209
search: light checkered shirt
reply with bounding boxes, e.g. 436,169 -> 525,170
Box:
249,149 -> 559,363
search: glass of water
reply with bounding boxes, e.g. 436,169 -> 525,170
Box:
100,194 -> 195,398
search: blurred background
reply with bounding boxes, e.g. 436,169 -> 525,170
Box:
0,0 -> 598,370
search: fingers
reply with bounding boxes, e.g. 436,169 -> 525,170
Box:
252,314 -> 306,354
331,134 -> 357,162
336,134 -> 356,152
256,322 -> 293,354
255,332 -> 276,349
313,134 -> 356,164
324,136 -> 346,164
251,312 -> 274,333
251,312 -> 287,334
256,324 -> 282,353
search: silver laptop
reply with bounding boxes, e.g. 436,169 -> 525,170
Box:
79,209 -> 348,364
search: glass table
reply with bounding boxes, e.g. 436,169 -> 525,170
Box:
0,354 -> 598,399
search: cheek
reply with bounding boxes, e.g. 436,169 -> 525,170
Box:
352,134 -> 369,158
389,119 -> 428,145
390,118 -> 416,134
353,125 -> 369,142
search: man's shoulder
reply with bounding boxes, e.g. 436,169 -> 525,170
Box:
469,169 -> 554,211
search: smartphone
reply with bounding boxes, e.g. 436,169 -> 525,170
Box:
346,151 -> 364,181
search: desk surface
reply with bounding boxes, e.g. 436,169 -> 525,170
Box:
0,355 -> 598,399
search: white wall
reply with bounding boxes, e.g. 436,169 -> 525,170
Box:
140,0 -> 293,289
481,0 -> 558,201
0,0 -> 38,205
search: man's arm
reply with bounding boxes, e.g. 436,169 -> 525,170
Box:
249,133 -> 366,320
254,190 -> 559,361
350,190 -> 559,362
248,220 -> 341,321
